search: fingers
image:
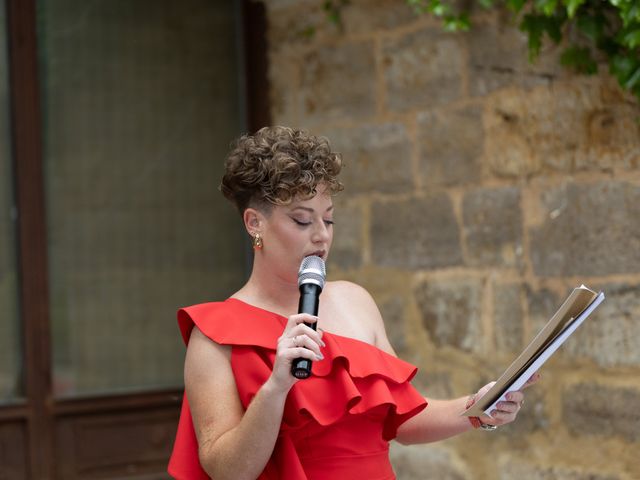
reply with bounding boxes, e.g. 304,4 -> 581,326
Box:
486,390 -> 527,425
280,344 -> 323,362
505,391 -> 524,405
479,374 -> 539,426
493,399 -> 520,415
278,314 -> 325,361
283,326 -> 324,356
489,409 -> 516,423
286,334 -> 324,359
286,313 -> 319,329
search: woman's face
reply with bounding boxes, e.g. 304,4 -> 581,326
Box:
260,185 -> 334,282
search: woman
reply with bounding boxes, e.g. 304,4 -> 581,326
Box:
168,126 -> 537,480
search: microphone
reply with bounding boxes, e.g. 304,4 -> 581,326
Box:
291,255 -> 326,379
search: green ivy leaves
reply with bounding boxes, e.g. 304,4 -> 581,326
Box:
407,0 -> 471,30
407,0 -> 640,100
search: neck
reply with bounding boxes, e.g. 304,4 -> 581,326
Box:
236,255 -> 300,316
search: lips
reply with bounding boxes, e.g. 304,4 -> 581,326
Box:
307,250 -> 326,260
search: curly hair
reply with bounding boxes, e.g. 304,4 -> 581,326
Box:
220,126 -> 343,214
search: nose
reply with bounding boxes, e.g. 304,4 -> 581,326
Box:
311,221 -> 331,244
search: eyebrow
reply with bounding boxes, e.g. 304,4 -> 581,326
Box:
290,205 -> 334,213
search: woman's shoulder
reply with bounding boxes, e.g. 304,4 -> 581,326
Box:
322,280 -> 391,345
324,280 -> 381,317
325,280 -> 375,301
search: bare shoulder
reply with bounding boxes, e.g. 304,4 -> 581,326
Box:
326,280 -> 373,299
323,281 -> 396,355
324,280 -> 378,314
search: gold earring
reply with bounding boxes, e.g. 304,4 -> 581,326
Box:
252,233 -> 263,250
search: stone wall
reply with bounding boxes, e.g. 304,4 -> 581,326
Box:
263,1 -> 640,479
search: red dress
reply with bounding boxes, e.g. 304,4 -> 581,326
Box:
168,298 -> 427,479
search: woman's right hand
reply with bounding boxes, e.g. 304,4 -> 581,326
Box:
268,313 -> 325,393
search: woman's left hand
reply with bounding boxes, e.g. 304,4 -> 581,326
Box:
474,372 -> 541,427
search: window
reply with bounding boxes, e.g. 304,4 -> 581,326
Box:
0,0 -> 21,404
38,0 -> 247,396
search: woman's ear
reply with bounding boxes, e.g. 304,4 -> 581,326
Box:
243,207 -> 263,236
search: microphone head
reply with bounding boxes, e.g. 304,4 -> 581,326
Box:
298,255 -> 326,289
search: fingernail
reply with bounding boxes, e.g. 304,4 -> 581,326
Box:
317,353 -> 324,360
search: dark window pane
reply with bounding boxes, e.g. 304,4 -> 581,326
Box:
38,0 -> 246,397
0,0 -> 22,403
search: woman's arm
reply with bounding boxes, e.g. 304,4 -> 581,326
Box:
185,327 -> 284,480
395,376 -> 539,444
186,314 -> 324,480
395,396 -> 472,444
338,281 -> 539,444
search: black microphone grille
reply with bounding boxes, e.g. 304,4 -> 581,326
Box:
298,255 -> 326,289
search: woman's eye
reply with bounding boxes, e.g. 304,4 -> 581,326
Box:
324,219 -> 334,226
293,218 -> 311,226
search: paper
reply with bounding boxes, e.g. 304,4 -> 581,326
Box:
463,285 -> 605,418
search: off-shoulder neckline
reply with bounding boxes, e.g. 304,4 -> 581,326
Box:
226,297 -> 288,320
224,297 -> 389,353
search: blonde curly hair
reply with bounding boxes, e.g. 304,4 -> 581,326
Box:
220,126 -> 343,214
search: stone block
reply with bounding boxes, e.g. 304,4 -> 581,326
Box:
417,106 -> 483,187
327,198 -> 363,270
299,41 -> 377,122
562,383 -> 640,443
269,52 -> 301,125
562,283 -> 640,367
526,286 -> 561,336
499,459 -> 620,480
266,0 -> 329,50
341,0 -> 417,35
483,103 -> 540,178
493,282 -> 523,353
411,369 -> 453,400
379,296 -> 407,354
371,195 -> 463,270
267,0 -> 418,49
529,181 -> 640,276
322,122 -> 413,194
462,186 -> 522,268
382,28 -> 464,112
390,443 -> 467,480
467,21 -> 560,97
414,277 -> 483,353
484,82 -> 640,178
576,104 -> 640,170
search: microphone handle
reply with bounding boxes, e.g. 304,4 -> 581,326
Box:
291,283 -> 321,379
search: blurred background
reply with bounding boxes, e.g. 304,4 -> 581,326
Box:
0,0 -> 638,478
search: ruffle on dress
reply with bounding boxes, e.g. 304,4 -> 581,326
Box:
168,299 -> 427,480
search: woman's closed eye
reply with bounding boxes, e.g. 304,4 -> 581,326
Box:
291,217 -> 334,227
292,218 -> 312,226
